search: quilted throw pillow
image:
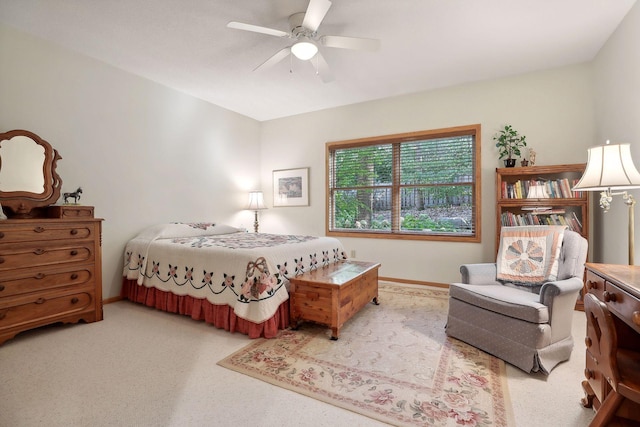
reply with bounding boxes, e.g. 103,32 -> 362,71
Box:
496,225 -> 566,286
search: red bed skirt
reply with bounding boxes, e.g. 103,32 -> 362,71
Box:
120,279 -> 289,338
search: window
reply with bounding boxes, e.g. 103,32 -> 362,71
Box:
326,124 -> 481,242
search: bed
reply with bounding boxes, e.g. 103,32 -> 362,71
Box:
121,222 -> 347,338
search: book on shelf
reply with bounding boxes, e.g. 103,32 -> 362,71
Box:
526,208 -> 566,214
500,211 -> 583,233
502,177 -> 582,200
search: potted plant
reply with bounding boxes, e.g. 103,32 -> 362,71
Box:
493,125 -> 527,167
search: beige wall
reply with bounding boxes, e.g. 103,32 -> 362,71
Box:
0,24 -> 262,299
593,1 -> 640,265
260,65 -> 596,284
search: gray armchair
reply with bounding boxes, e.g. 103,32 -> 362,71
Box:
445,229 -> 588,374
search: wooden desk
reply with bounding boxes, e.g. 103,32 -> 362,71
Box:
289,260 -> 380,340
582,263 -> 640,422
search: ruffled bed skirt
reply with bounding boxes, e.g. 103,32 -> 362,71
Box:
120,279 -> 289,338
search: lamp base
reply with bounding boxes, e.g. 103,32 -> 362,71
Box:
253,210 -> 259,233
624,193 -> 636,265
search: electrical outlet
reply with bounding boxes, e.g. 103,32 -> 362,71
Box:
350,250 -> 356,258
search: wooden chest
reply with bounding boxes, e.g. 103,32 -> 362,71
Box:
0,218 -> 103,345
289,260 -> 380,340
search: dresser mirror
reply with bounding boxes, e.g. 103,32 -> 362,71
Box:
0,129 -> 62,218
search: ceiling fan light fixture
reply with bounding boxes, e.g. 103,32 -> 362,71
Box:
291,38 -> 318,60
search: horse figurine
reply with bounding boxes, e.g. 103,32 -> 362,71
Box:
63,187 -> 83,204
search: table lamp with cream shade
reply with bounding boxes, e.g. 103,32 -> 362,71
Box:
572,141 -> 640,265
246,191 -> 267,233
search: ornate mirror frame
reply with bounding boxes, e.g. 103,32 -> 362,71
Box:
0,129 -> 63,218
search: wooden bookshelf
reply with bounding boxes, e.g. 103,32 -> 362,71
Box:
496,164 -> 590,310
496,163 -> 589,251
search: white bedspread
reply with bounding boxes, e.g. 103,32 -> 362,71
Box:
123,223 -> 347,323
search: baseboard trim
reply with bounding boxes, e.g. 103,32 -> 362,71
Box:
379,276 -> 449,289
103,296 -> 123,305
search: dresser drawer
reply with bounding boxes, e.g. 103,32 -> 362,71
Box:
0,242 -> 94,271
0,265 -> 95,298
585,270 -> 606,302
0,288 -> 94,330
0,222 -> 94,243
47,205 -> 94,219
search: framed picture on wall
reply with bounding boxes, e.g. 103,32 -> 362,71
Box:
273,167 -> 309,207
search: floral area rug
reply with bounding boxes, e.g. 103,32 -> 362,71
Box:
218,283 -> 514,426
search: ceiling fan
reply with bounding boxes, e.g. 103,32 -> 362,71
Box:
227,0 -> 380,82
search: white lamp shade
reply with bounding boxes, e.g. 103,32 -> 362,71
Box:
573,143 -> 640,191
291,38 -> 318,60
246,191 -> 266,210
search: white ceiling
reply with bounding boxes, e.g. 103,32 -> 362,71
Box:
0,0 -> 636,121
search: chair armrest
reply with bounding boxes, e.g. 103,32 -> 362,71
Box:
539,277 -> 584,341
539,277 -> 583,305
460,263 -> 499,285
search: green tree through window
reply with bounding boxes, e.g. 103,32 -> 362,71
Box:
326,125 -> 481,242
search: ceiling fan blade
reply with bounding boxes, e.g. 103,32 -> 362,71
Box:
302,0 -> 332,32
320,35 -> 380,51
227,21 -> 290,38
253,47 -> 291,72
314,52 -> 334,83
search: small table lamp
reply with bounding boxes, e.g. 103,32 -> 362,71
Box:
246,191 -> 267,233
573,141 -> 640,265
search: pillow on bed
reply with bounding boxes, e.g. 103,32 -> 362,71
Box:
496,225 -> 566,286
136,222 -> 242,241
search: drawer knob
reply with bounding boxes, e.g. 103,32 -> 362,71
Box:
633,311 -> 640,327
35,273 -> 45,279
603,291 -> 617,303
35,297 -> 46,304
587,280 -> 597,290
0,311 -> 6,320
584,369 -> 594,379
34,248 -> 45,255
70,229 -> 78,235
585,337 -> 592,348
70,250 -> 78,256
71,297 -> 79,304
0,257 -> 4,264
34,226 -> 45,233
71,273 -> 79,280
0,232 -> 4,239
0,284 -> 5,292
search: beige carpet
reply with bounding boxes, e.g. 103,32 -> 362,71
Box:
219,284 -> 515,426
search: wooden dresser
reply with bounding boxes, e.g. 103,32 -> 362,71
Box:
0,217 -> 103,345
582,263 -> 640,422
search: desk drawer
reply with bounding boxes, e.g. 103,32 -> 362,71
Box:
604,281 -> 640,334
585,271 -> 606,302
584,349 -> 608,405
